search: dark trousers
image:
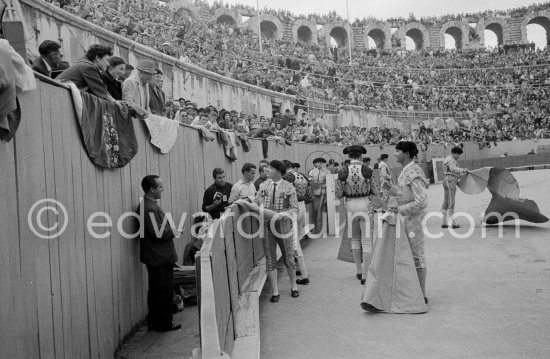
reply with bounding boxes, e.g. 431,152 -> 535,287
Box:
146,264 -> 174,330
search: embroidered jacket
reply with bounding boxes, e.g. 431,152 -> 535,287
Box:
442,155 -> 468,178
255,178 -> 299,215
396,161 -> 430,217
338,160 -> 373,198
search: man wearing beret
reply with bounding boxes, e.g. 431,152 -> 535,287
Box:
338,145 -> 377,284
308,157 -> 330,235
255,160 -> 300,302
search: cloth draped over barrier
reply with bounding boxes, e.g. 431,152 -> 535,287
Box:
459,167 -> 549,224
144,114 -> 179,154
66,82 -> 138,168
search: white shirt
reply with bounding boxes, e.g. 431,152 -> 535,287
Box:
228,179 -> 256,204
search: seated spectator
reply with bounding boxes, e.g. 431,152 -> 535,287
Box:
31,40 -> 68,79
57,44 -> 116,102
101,56 -> 126,100
149,68 -> 166,115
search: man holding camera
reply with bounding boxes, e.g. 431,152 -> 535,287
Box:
202,168 -> 233,220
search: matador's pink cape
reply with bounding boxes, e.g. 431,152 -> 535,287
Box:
458,167 -> 549,224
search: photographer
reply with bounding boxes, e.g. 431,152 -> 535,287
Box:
202,168 -> 233,220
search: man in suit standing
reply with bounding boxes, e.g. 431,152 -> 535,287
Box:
138,175 -> 181,332
31,40 -> 68,78
149,68 -> 166,115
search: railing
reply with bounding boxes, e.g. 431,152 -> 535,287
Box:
195,204 -> 266,358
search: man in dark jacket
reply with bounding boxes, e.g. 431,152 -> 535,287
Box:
101,56 -> 126,100
202,168 -> 233,220
138,175 -> 181,332
31,40 -> 69,78
149,68 -> 166,115
57,44 -> 117,102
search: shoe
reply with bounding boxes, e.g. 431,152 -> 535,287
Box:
155,324 -> 181,332
360,279 -> 366,285
296,270 -> 302,276
270,294 -> 280,303
424,297 -> 428,304
296,278 -> 309,285
441,224 -> 449,228
452,224 -> 460,229
291,290 -> 300,298
360,302 -> 382,313
356,273 -> 362,280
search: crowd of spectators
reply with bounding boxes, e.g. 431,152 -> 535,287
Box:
39,0 -> 550,148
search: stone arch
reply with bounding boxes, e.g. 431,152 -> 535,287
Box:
251,13 -> 284,40
521,11 -> 550,45
398,22 -> 430,50
170,1 -> 201,20
439,21 -> 469,50
292,19 -> 318,44
324,21 -> 350,48
213,8 -> 240,26
363,22 -> 392,49
476,17 -> 510,47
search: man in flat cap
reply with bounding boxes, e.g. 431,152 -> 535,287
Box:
122,59 -> 156,118
338,145 -> 377,284
254,160 -> 300,302
308,157 -> 330,235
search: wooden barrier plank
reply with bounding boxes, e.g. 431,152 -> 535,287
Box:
80,135 -> 101,359
223,216 -> 240,336
118,160 -> 134,337
211,229 -> 231,349
49,86 -> 75,359
12,90 -> 43,359
0,140 -> 19,359
67,120 -> 91,358
35,82 -> 59,359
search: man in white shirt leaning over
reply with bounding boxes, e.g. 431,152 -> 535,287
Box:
228,163 -> 257,204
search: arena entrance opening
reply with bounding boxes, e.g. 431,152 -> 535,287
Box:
526,16 -> 550,49
217,14 -> 236,26
444,26 -> 463,50
367,29 -> 385,49
297,25 -> 313,42
260,20 -> 278,39
330,27 -> 348,48
405,28 -> 424,50
484,23 -> 503,48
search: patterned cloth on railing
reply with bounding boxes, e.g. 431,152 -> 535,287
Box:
144,114 -> 179,154
76,91 -> 138,168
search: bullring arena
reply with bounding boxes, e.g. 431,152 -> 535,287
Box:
1,0 -> 550,358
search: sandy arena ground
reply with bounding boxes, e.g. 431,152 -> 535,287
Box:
259,169 -> 550,359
